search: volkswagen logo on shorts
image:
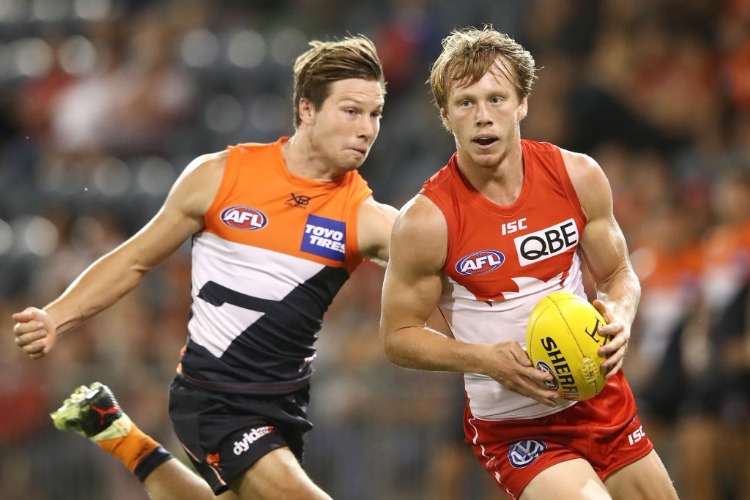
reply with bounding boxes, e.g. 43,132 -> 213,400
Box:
508,440 -> 547,468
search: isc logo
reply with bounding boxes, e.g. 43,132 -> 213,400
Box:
221,206 -> 268,230
501,217 -> 527,235
514,218 -> 578,266
628,426 -> 645,445
455,250 -> 505,276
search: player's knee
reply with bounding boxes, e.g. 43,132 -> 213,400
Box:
276,478 -> 330,500
231,456 -> 331,500
237,478 -> 329,500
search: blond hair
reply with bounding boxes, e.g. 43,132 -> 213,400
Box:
292,35 -> 385,128
429,26 -> 536,111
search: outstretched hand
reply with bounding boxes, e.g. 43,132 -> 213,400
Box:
484,341 -> 560,407
592,299 -> 630,378
12,307 -> 57,360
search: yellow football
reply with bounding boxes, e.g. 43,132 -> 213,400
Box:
525,291 -> 609,401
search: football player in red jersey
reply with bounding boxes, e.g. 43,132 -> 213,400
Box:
379,26 -> 678,499
13,35 -> 396,500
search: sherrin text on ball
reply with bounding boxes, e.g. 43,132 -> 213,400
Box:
525,291 -> 609,401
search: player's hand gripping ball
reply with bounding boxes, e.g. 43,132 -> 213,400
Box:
525,291 -> 609,401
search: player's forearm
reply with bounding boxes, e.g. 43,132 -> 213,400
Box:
382,326 -> 488,374
596,267 -> 641,325
44,252 -> 149,335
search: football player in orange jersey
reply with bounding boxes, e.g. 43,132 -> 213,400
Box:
379,26 -> 678,499
13,35 -> 396,500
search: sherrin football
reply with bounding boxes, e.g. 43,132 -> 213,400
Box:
525,291 -> 609,401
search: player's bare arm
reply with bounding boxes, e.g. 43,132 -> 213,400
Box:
356,196 -> 398,266
12,152 -> 228,359
563,149 -> 641,377
380,195 -> 559,406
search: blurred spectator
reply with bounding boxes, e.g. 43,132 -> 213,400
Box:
627,200 -> 704,470
676,172 -> 750,500
50,8 -> 194,157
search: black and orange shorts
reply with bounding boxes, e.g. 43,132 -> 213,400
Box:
168,375 -> 313,494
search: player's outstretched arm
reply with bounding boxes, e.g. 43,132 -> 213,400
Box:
11,152 -> 227,359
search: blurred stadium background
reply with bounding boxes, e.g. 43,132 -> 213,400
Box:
1,0 -> 748,499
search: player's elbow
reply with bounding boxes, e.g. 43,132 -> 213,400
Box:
379,324 -> 397,358
379,325 -> 411,367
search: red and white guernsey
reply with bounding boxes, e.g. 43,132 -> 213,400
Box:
180,137 -> 372,393
420,139 -> 587,420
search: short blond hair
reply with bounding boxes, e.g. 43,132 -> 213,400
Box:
429,26 -> 536,111
292,35 -> 385,128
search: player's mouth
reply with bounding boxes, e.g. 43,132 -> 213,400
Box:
349,146 -> 368,157
473,135 -> 498,147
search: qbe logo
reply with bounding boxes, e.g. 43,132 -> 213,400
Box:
301,214 -> 346,261
455,250 -> 505,276
514,218 -> 578,266
221,206 -> 268,230
508,440 -> 547,468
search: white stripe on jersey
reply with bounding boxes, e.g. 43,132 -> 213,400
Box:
189,232 -> 326,357
440,252 -> 584,420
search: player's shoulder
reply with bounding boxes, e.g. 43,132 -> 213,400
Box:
559,147 -> 600,176
360,196 -> 398,223
167,150 -> 229,215
393,194 -> 447,242
182,149 -> 229,178
558,147 -> 611,210
387,194 -> 448,270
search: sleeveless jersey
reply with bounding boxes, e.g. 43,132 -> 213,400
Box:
179,138 -> 372,393
420,139 -> 587,419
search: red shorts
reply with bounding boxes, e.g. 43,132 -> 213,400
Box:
464,372 -> 653,499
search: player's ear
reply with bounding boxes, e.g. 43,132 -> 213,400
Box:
518,96 -> 528,122
299,97 -> 316,125
439,107 -> 452,132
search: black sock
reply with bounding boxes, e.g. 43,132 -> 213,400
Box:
133,445 -> 174,482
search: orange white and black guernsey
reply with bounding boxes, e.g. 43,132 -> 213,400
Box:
420,139 -> 587,420
179,137 -> 372,394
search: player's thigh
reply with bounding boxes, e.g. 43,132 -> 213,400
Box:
216,491 -> 240,500
230,446 -> 330,500
604,449 -> 678,500
521,458 -> 611,500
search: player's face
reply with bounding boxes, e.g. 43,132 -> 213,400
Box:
307,78 -> 384,173
440,59 -> 528,170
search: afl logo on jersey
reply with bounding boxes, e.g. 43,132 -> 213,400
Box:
221,206 -> 268,230
455,250 -> 505,275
